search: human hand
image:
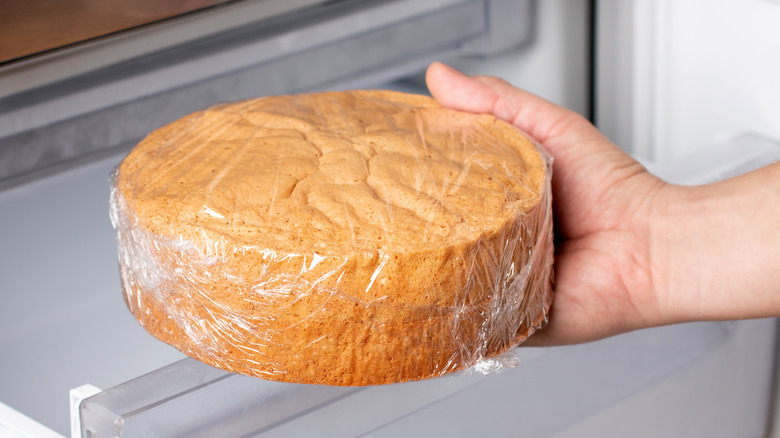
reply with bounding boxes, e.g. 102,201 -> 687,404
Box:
425,62 -> 672,345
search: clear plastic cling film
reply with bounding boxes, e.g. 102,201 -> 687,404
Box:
108,90 -> 554,386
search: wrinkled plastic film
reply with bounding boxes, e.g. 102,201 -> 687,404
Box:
109,90 -> 554,386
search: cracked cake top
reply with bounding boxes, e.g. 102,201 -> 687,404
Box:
116,90 -> 546,254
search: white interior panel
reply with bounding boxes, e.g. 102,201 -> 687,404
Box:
597,0 -> 780,163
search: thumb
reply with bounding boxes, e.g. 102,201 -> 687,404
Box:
425,62 -> 654,237
425,62 -> 608,166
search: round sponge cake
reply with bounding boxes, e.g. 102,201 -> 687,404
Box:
110,90 -> 553,386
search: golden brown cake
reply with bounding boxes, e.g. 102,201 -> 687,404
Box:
110,89 -> 553,386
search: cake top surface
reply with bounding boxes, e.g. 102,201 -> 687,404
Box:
116,90 -> 547,254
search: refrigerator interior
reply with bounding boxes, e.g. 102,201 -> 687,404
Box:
1,0 -> 778,436
1,127 -> 776,438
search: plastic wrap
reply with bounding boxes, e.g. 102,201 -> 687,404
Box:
109,90 -> 553,386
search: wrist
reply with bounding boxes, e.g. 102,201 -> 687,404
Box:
650,164 -> 780,323
648,183 -> 700,325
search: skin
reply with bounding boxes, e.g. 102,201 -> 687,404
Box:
425,62 -> 780,346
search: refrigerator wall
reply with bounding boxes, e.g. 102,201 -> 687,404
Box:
596,0 -> 780,163
444,0 -> 591,118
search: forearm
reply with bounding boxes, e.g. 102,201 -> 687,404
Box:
653,162 -> 780,323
